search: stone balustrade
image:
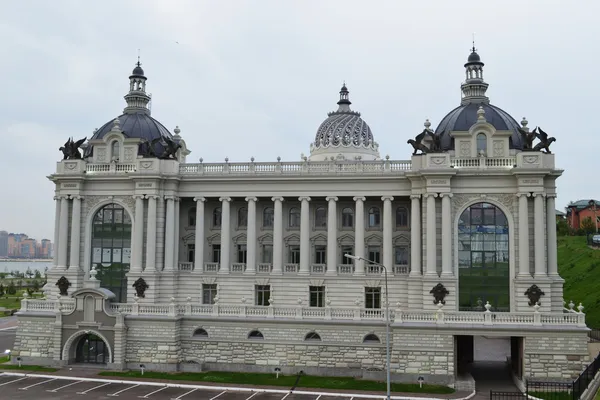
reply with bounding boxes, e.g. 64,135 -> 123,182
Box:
176,262 -> 409,276
20,298 -> 587,328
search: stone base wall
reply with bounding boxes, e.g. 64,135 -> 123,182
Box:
524,332 -> 590,379
13,314 -> 56,361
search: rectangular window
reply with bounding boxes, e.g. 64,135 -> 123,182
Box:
341,245 -> 353,264
394,247 -> 408,265
315,245 -> 326,264
368,245 -> 381,264
262,244 -> 273,263
309,286 -> 325,307
187,244 -> 195,263
202,284 -> 217,304
289,245 -> 300,264
365,287 -> 381,309
255,285 -> 271,306
237,244 -> 247,263
212,244 -> 221,263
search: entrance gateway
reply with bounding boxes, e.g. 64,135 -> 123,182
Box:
75,333 -> 108,364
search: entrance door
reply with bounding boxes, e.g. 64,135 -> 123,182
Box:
75,334 -> 107,364
456,335 -> 474,374
510,336 -> 524,379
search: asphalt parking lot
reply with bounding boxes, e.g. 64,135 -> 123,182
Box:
0,373 -> 380,400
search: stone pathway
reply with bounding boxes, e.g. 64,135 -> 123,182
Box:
469,361 -> 522,400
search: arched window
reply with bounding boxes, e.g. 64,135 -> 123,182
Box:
238,207 -> 248,227
193,328 -> 208,338
91,203 -> 131,302
248,330 -> 264,339
315,207 -> 327,228
395,207 -> 408,228
368,207 -> 381,228
263,207 -> 274,228
476,133 -> 487,154
289,207 -> 300,228
111,140 -> 120,161
342,207 -> 354,228
213,207 -> 222,228
304,332 -> 321,341
188,207 -> 196,227
363,333 -> 381,343
458,202 -> 509,312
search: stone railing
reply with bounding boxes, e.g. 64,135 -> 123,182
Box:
175,262 -> 409,276
86,163 -> 137,173
20,298 -> 587,328
451,157 -> 516,168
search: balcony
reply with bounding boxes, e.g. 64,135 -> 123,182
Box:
337,264 -> 355,274
24,298 -> 586,329
231,263 -> 246,273
310,264 -> 325,274
203,262 -> 220,273
257,263 -> 272,273
284,264 -> 299,274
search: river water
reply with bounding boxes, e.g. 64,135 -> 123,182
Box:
0,261 -> 53,276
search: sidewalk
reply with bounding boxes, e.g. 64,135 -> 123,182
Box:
0,365 -> 474,399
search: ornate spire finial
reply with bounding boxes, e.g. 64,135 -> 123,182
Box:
472,32 -> 476,53
337,82 -> 351,112
460,40 -> 489,105
124,59 -> 151,115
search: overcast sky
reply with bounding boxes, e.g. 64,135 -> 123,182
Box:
1,0 -> 598,240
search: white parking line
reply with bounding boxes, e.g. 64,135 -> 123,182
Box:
281,393 -> 291,400
245,392 -> 260,400
0,377 -> 27,387
20,378 -> 57,390
108,384 -> 139,396
77,382 -> 111,394
174,387 -> 200,399
47,379 -> 84,392
316,396 -> 321,400
209,390 -> 227,400
140,385 -> 167,398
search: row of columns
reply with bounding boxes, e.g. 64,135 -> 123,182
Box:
51,191 -> 559,279
517,193 -> 558,278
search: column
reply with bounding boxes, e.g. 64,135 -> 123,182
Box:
52,196 -> 60,268
546,195 -> 558,276
174,197 -> 180,270
410,195 -> 422,277
146,195 -> 158,271
382,196 -> 394,272
131,195 -> 145,272
193,197 -> 205,273
164,196 -> 175,271
517,193 -> 530,277
326,196 -> 338,275
299,196 -> 311,275
68,196 -> 82,269
441,193 -> 453,276
57,196 -> 70,270
245,197 -> 257,274
534,193 -> 546,278
353,196 -> 366,275
219,197 -> 231,274
425,193 -> 438,276
272,197 -> 284,275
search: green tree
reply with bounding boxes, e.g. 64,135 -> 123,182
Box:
581,217 -> 597,235
32,280 -> 40,293
7,281 -> 16,295
557,219 -> 570,236
34,269 -> 41,279
0,284 -> 4,296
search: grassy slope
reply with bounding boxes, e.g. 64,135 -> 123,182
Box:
558,236 -> 600,328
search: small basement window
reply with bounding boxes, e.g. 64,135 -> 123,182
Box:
193,328 -> 208,338
248,330 -> 264,339
363,333 -> 381,343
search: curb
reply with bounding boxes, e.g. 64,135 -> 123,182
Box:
0,372 -> 476,400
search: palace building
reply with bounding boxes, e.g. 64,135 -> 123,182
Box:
14,47 -> 589,387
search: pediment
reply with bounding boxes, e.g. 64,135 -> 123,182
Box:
365,234 -> 382,244
71,287 -> 115,300
232,233 -> 247,244
284,234 -> 300,244
393,234 -> 410,244
337,233 -> 354,244
258,233 -> 273,244
206,233 -> 221,244
310,233 -> 327,243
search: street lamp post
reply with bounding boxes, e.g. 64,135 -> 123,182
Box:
345,254 -> 391,400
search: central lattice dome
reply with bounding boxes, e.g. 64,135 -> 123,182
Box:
309,84 -> 379,161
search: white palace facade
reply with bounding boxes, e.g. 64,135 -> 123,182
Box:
14,48 -> 590,386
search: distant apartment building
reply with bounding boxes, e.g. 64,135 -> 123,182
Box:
38,239 -> 52,258
0,231 -> 7,257
4,233 -> 51,258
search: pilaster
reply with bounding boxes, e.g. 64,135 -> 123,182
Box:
245,197 -> 258,274
326,196 -> 338,275
440,193 -> 453,277
382,196 -> 394,273
56,196 -> 70,270
353,196 -> 366,276
219,197 -> 232,274
517,193 -> 531,277
131,195 -> 145,272
272,197 -> 284,275
52,196 -> 60,268
68,195 -> 83,270
146,195 -> 158,272
299,196 -> 311,276
193,197 -> 206,274
425,193 -> 438,276
533,193 -> 546,279
164,196 -> 175,271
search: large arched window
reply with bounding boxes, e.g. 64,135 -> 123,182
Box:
213,207 -> 222,228
342,207 -> 354,228
263,207 -> 274,228
458,202 -> 509,312
91,203 -> 132,302
368,207 -> 381,228
315,207 -> 327,228
395,207 -> 408,228
238,207 -> 248,227
111,141 -> 120,161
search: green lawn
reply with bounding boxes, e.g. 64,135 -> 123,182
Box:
529,391 -> 572,400
99,371 -> 454,394
558,236 -> 600,328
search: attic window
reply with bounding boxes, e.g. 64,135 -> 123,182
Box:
111,140 -> 120,161
476,133 -> 487,154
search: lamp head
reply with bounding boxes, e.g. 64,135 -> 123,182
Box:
344,254 -> 359,261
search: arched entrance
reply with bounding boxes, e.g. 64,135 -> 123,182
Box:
457,202 -> 510,311
91,203 -> 132,302
75,333 -> 108,364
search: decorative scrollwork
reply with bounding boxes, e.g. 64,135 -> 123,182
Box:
132,277 -> 149,298
525,284 -> 545,306
430,283 -> 449,305
56,276 -> 71,296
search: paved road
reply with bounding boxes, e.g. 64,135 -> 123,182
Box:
0,317 -> 16,355
0,373 -> 393,400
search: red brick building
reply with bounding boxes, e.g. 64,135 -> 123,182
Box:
566,199 -> 600,231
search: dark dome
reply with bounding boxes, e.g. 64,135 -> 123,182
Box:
131,63 -> 145,77
83,112 -> 173,158
467,51 -> 481,63
434,103 -> 523,150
